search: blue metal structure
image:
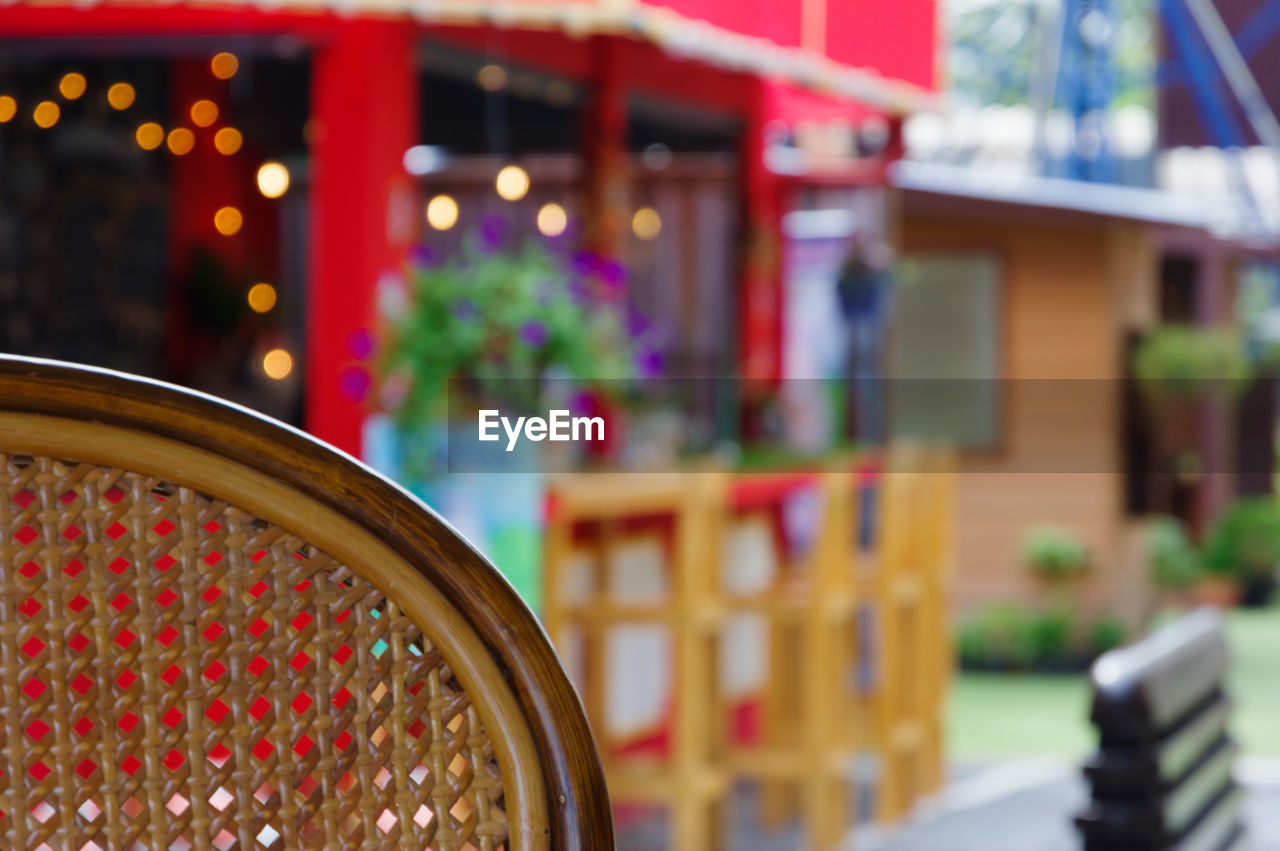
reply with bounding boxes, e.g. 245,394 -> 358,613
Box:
1055,0 -> 1119,181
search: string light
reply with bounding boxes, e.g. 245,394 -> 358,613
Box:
256,162 -> 290,198
211,52 -> 239,80
214,206 -> 242,236
214,127 -> 242,155
58,73 -> 86,100
262,349 -> 293,380
247,283 -> 277,313
632,207 -> 662,240
495,165 -> 530,201
476,64 -> 508,92
425,195 -> 459,230
190,100 -> 218,128
536,203 -> 568,237
33,101 -> 60,129
107,83 -> 135,110
166,127 -> 195,155
0,96 -> 16,123
135,123 -> 164,150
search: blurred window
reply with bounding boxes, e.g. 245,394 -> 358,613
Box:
887,253 -> 1001,449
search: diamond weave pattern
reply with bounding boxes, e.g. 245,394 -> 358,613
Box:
0,453 -> 509,850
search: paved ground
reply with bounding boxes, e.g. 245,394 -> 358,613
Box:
615,759 -> 1280,851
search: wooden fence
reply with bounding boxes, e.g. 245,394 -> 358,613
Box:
542,446 -> 954,850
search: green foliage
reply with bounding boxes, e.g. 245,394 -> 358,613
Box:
957,602 -> 1126,671
1028,606 -> 1073,661
1148,515 -> 1202,590
1021,526 -> 1089,581
1204,499 -> 1280,579
958,603 -> 1038,670
380,232 -> 642,430
1132,325 -> 1252,401
1090,617 -> 1129,655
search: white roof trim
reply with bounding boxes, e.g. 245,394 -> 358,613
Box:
890,160 -> 1215,229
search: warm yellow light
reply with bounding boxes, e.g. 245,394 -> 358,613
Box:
256,162 -> 290,198
214,206 -> 243,236
247,283 -> 277,314
167,127 -> 195,156
58,73 -> 86,101
262,348 -> 293,380
135,122 -> 164,150
495,164 -> 530,202
190,99 -> 218,128
214,126 -> 242,155
425,194 -> 459,230
536,202 -> 568,237
0,96 -> 16,123
211,52 -> 239,80
33,101 -> 60,129
476,64 -> 508,92
107,83 -> 135,110
632,206 -> 662,240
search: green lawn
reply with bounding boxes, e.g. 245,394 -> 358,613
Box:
948,605 -> 1280,761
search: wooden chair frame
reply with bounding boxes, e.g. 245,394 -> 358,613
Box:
0,355 -> 612,850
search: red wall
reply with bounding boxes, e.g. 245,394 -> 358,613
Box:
642,0 -> 803,48
825,0 -> 938,90
643,0 -> 937,91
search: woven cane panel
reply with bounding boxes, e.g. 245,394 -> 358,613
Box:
0,453 -> 509,851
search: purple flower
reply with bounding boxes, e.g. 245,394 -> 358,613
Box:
635,347 -> 663,379
339,366 -> 372,402
519,321 -> 548,347
346,327 -> 376,360
626,305 -> 651,337
407,243 -> 437,267
477,214 -> 508,254
597,258 -> 627,291
571,250 -> 600,277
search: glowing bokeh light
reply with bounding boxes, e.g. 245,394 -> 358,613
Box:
495,164 -> 530,201
247,283 -> 278,314
256,162 -> 290,198
135,122 -> 164,150
33,101 -> 60,129
536,202 -> 568,237
58,73 -> 86,101
632,206 -> 662,240
167,127 -> 195,155
262,348 -> 293,380
107,83 -> 136,110
211,52 -> 240,80
214,206 -> 243,236
476,64 -> 508,92
0,97 -> 16,123
190,100 -> 218,128
425,195 -> 459,230
213,126 -> 242,155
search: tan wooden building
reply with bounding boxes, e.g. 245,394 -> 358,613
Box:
890,161 -> 1276,621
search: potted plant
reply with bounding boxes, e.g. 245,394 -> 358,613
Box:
1202,499 -> 1280,608
374,217 -> 660,608
1022,526 -> 1089,586
1133,326 -> 1252,403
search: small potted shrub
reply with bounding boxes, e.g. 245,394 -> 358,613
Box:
1202,499 -> 1280,608
1022,526 -> 1090,586
1133,326 -> 1251,403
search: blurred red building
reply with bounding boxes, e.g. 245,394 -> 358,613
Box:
0,0 -> 937,456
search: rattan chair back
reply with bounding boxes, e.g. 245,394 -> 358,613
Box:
0,356 -> 611,851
